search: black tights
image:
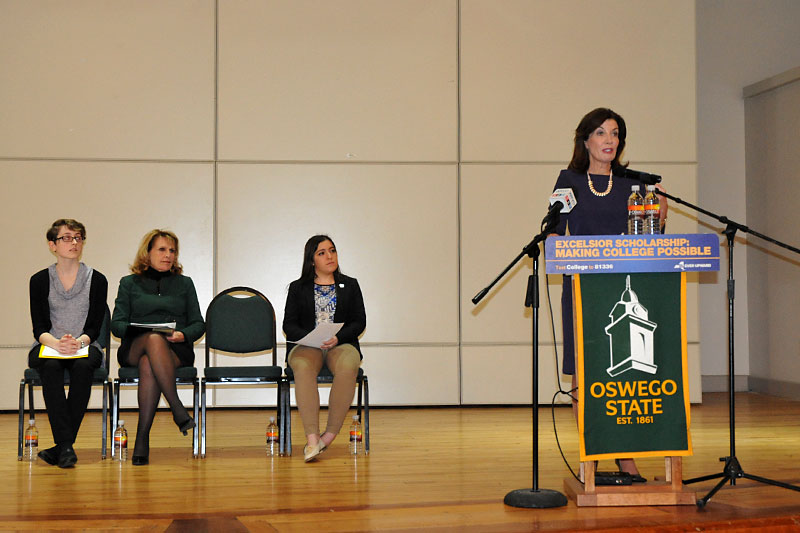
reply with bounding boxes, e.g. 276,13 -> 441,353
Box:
125,333 -> 191,456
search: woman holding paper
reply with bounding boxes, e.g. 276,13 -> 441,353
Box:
28,219 -> 108,468
283,235 -> 365,462
111,229 -> 204,465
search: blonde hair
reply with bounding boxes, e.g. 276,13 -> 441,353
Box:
130,229 -> 183,275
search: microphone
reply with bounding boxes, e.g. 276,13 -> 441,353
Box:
547,188 -> 577,215
614,167 -> 662,185
542,188 -> 577,228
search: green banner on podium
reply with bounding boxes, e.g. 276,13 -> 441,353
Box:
575,272 -> 692,460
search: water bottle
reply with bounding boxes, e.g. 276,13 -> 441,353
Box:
349,415 -> 362,455
643,185 -> 661,235
265,417 -> 279,457
23,419 -> 38,462
113,420 -> 128,462
627,185 -> 644,235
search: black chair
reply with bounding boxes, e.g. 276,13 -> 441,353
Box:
283,364 -> 369,456
111,350 -> 200,458
18,306 -> 111,460
201,287 -> 285,458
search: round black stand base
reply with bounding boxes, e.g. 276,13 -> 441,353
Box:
504,488 -> 568,508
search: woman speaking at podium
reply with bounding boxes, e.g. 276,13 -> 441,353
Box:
551,108 -> 667,480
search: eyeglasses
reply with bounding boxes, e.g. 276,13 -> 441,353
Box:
55,235 -> 84,243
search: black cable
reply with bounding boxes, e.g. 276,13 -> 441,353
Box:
541,224 -> 580,482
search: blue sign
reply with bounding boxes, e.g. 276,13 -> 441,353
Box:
544,234 -> 720,274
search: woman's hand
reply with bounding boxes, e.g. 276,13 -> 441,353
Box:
655,183 -> 669,224
320,336 -> 339,350
166,330 -> 185,343
57,334 -> 80,355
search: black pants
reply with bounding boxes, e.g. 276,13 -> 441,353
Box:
28,345 -> 103,446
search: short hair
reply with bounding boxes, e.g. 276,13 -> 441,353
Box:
567,107 -> 628,173
130,229 -> 183,275
46,219 -> 86,242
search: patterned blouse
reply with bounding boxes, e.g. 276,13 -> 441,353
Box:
314,283 -> 337,326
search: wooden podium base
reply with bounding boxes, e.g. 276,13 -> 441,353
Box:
563,457 -> 697,506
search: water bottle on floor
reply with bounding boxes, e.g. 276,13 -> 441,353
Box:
349,415 -> 362,455
23,419 -> 38,462
627,185 -> 644,235
113,420 -> 128,462
266,417 -> 279,457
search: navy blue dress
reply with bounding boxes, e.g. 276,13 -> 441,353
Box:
551,168 -> 639,374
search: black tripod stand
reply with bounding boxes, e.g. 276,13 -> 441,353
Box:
472,219 -> 567,509
649,187 -> 800,507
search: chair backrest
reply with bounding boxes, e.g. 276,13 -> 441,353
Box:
205,287 -> 277,366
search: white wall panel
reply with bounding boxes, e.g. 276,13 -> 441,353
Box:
218,0 -> 457,161
0,1 -> 215,160
0,161 -> 213,410
460,0 -> 696,162
216,163 -> 459,347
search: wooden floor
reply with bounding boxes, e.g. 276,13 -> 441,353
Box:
2,392 -> 800,532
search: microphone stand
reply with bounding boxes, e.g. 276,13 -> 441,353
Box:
473,215 -> 568,509
637,184 -> 800,507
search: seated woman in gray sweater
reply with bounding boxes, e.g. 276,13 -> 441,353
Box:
29,219 -> 108,468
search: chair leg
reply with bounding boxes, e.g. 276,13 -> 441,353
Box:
111,380 -> 120,459
28,383 -> 35,421
18,381 -> 26,460
101,381 -> 108,459
364,376 -> 370,454
193,379 -> 200,458
200,378 -> 207,458
283,381 -> 292,456
277,379 -> 284,456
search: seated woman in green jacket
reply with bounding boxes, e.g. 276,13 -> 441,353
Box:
111,229 -> 205,465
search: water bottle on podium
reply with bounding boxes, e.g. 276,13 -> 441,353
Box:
23,419 -> 38,462
627,185 -> 644,235
349,415 -> 362,455
643,185 -> 661,234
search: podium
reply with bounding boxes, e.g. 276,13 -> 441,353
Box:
545,234 -> 720,506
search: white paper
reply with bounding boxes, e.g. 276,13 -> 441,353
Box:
295,322 -> 344,348
131,321 -> 176,333
39,345 -> 90,359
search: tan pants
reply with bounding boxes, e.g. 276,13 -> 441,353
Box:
288,343 -> 361,437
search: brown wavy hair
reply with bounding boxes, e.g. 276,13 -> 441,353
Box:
130,229 -> 183,275
567,107 -> 628,173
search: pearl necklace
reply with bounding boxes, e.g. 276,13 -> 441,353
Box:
587,170 -> 613,197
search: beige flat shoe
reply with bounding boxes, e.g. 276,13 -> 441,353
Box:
303,440 -> 326,462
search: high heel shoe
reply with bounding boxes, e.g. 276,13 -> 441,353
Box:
175,416 -> 196,436
132,454 -> 149,466
615,459 -> 647,483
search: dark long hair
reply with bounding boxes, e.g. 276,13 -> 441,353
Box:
299,234 -> 341,284
567,107 -> 628,173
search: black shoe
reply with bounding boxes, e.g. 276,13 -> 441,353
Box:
132,455 -> 149,466
175,416 -> 196,436
38,445 -> 60,466
57,445 -> 78,468
615,459 -> 647,483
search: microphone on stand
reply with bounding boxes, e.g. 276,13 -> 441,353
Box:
542,188 -> 577,227
614,167 -> 662,185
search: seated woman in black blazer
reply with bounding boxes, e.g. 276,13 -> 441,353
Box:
283,235 -> 365,462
